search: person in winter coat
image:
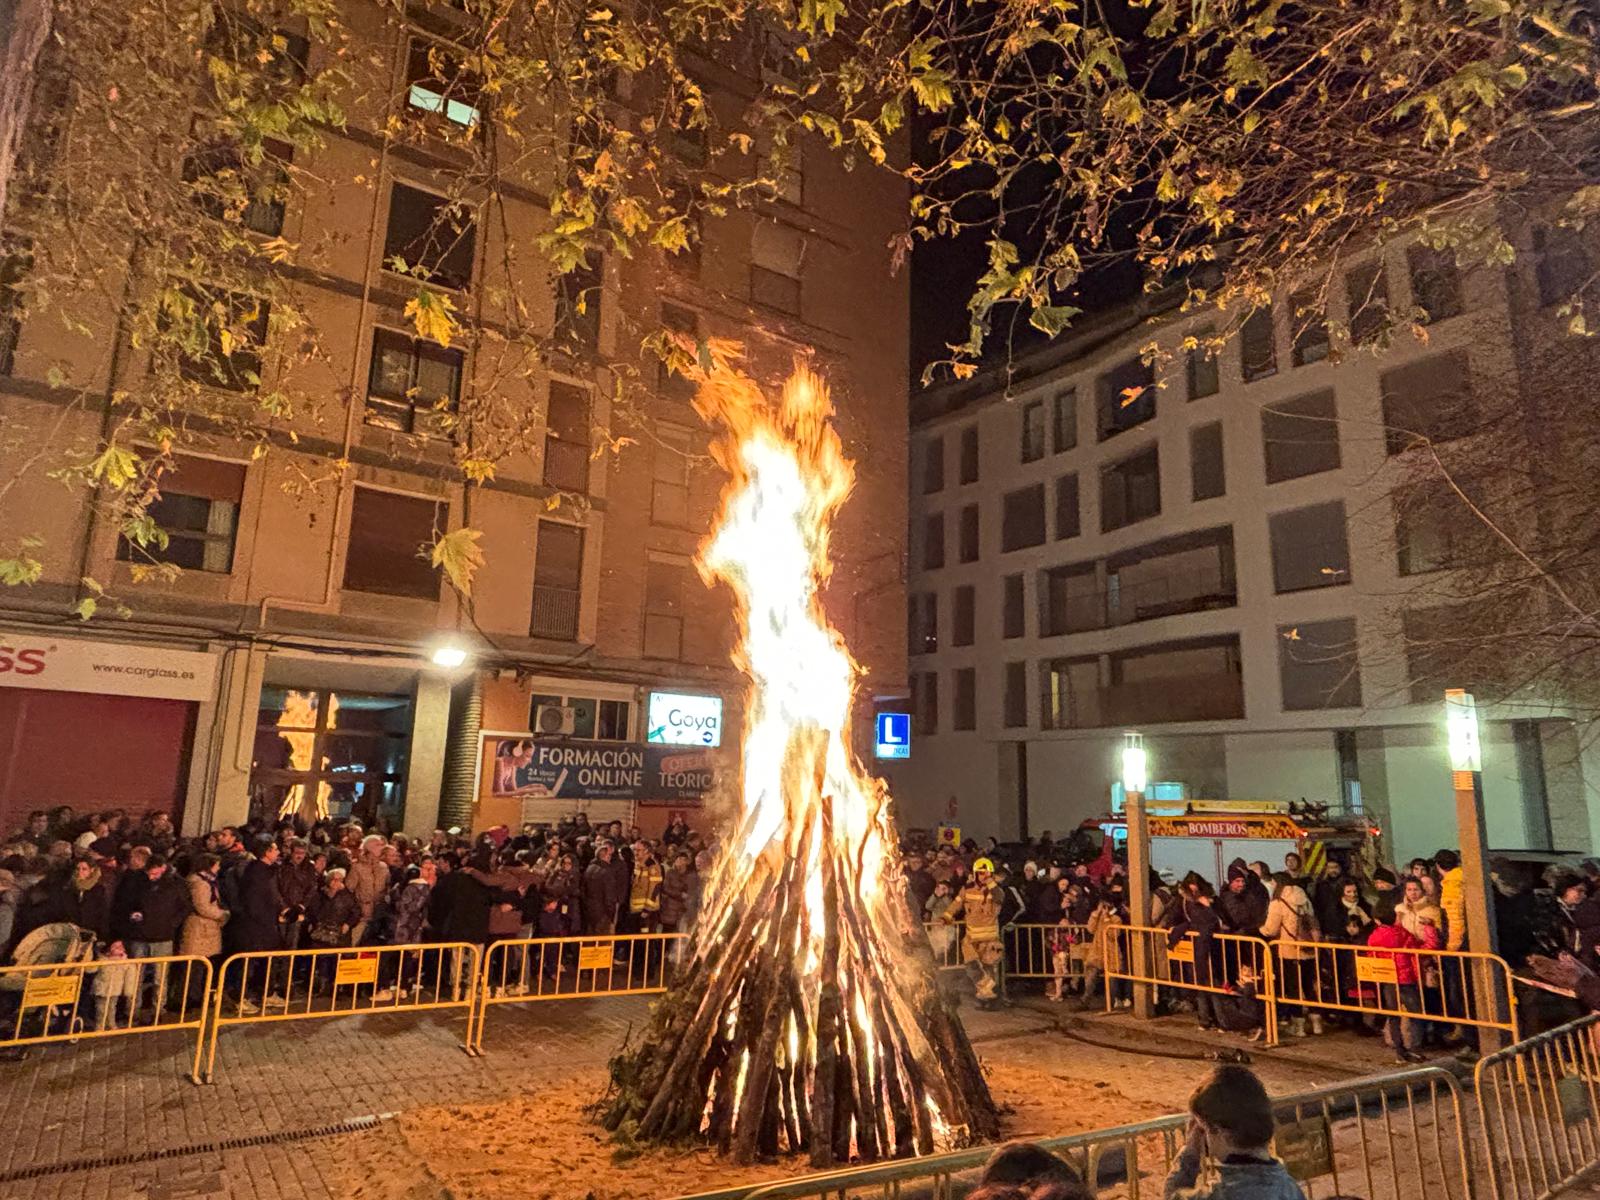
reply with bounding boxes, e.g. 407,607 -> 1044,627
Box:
1167,882 -> 1224,1030
1555,874 -> 1600,967
119,856 -> 191,1013
1081,883 -> 1130,1009
179,854 -> 229,960
431,851 -> 496,947
1166,1065 -> 1307,1200
1260,877 -> 1322,1037
63,859 -> 113,942
305,869 -> 361,949
1217,865 -> 1268,936
658,852 -> 694,934
345,836 -> 391,945
582,842 -> 627,935
233,842 -> 286,954
544,853 -> 582,934
276,841 -> 321,948
1365,910 -> 1438,1063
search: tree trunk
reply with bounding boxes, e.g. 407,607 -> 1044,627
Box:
0,0 -> 53,219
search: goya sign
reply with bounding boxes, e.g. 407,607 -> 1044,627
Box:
646,692 -> 723,747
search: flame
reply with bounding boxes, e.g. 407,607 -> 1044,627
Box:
275,689 -> 337,822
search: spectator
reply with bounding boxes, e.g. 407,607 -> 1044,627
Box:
277,840 -> 320,948
1366,908 -> 1434,1063
346,836 -> 390,945
63,858 -> 112,942
1166,1065 -> 1305,1200
1217,865 -> 1267,936
980,1141 -> 1082,1187
179,853 -> 229,968
1260,876 -> 1320,1037
305,869 -> 360,950
120,855 -> 190,1012
583,842 -> 627,935
92,940 -> 141,1031
628,843 -> 664,933
659,852 -> 694,936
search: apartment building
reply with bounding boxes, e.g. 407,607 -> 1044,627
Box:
0,3 -> 908,838
890,234 -> 1600,864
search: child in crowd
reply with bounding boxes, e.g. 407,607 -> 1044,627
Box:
92,940 -> 140,1031
1166,1065 -> 1306,1200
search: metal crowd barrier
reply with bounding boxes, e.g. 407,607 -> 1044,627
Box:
1006,921 -> 1095,986
924,919 -> 965,971
1476,1013 -> 1600,1200
1103,924 -> 1279,1045
203,941 -> 480,1081
674,1064 -> 1471,1200
471,932 -> 688,1052
0,953 -> 213,1081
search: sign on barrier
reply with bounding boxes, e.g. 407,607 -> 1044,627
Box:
1355,955 -> 1398,984
334,957 -> 378,986
1167,939 -> 1194,963
21,974 -> 81,1008
578,944 -> 614,971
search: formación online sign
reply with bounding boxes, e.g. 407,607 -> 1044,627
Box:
489,736 -> 717,803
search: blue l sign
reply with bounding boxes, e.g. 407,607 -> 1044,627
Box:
875,712 -> 911,760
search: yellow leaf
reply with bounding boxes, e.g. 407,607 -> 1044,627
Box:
405,287 -> 460,347
431,527 -> 485,596
461,458 -> 497,483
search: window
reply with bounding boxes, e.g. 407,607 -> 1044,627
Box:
1394,475 -> 1493,575
1190,422 -> 1225,501
1269,500 -> 1351,593
383,182 -> 476,291
643,558 -> 691,659
343,487 -> 443,600
758,136 -> 803,205
1001,484 -> 1047,551
116,454 -> 245,573
658,303 -> 698,403
958,426 -> 979,484
530,693 -> 631,740
1187,328 -> 1219,399
922,436 -> 945,494
923,512 -> 946,570
751,221 -> 803,314
953,668 -> 976,731
0,246 -> 29,376
1345,262 -> 1389,346
171,286 -> 270,393
1040,562 -> 1102,636
1054,473 -> 1080,540
908,592 -> 938,655
1041,657 -> 1101,730
958,504 -> 980,563
1407,246 -> 1462,324
543,381 -> 590,492
1403,603 -> 1483,704
405,36 -> 482,127
530,521 -> 583,639
1290,289 -> 1330,366
912,671 -> 939,735
204,7 -> 309,86
1052,389 -> 1078,452
1021,400 -> 1046,463
1108,636 -> 1245,724
1278,617 -> 1362,711
1262,390 -> 1340,483
1002,662 -> 1028,728
1096,357 -> 1156,441
1535,224 -> 1592,308
1105,526 -> 1235,625
651,426 -> 691,527
252,687 -> 410,828
953,585 -> 975,647
181,130 -> 291,237
1100,445 -> 1160,532
1380,352 -> 1474,454
1241,307 -> 1277,381
366,328 -> 462,436
554,253 -> 602,352
1002,574 -> 1025,639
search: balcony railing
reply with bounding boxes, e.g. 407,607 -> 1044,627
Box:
543,438 -> 589,493
1101,671 -> 1244,724
1044,560 -> 1235,636
530,585 -> 580,640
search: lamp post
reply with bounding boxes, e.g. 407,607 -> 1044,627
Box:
1445,688 -> 1505,1052
1122,731 -> 1154,1019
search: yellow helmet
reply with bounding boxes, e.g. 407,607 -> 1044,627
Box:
972,857 -> 995,874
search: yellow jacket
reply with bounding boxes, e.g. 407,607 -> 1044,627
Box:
629,862 -> 663,914
946,882 -> 1002,944
1440,867 -> 1466,950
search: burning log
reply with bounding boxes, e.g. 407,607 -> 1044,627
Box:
603,356 -> 1001,1164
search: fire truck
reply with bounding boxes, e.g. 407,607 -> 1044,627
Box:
1076,799 -> 1381,884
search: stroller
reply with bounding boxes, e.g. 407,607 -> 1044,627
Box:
0,923 -> 98,1045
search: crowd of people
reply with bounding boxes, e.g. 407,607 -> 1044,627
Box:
0,805 -> 714,1019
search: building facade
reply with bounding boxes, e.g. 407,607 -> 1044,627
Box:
891,235 -> 1600,865
0,4 -> 908,839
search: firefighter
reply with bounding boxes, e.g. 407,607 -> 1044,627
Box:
944,857 -> 1007,1009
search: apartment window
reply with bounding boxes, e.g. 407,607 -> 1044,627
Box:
1278,617 -> 1362,711
366,328 -> 462,436
651,426 -> 691,527
1408,246 -> 1463,324
1002,661 -> 1027,728
343,487 -> 443,600
0,246 -> 29,376
658,302 -> 698,403
758,135 -> 803,205
1187,327 -> 1219,399
1380,351 -> 1474,454
405,37 -> 482,127
958,504 -> 980,563
529,521 -> 583,639
953,585 -> 975,647
1108,636 -> 1245,724
1054,473 -> 1080,540
913,670 -> 939,735
172,286 -> 270,393
1535,224 -> 1592,308
1100,445 -> 1160,532
1394,475 -> 1493,575
554,252 -> 602,352
1403,603 -> 1482,704
1041,562 -> 1102,636
116,454 -> 245,573
922,436 -> 945,494
1262,390 -> 1339,483
1002,573 -> 1025,639
750,221 -> 803,314
1052,389 -> 1078,452
1021,400 -> 1046,463
1190,422 -> 1225,501
1241,306 -> 1277,381
1096,357 -> 1155,441
181,131 -> 291,237
908,591 -> 938,655
383,182 -> 476,291
923,512 -> 946,570
204,6 -> 309,84
1001,484 -> 1047,551
1269,500 -> 1351,593
543,381 -> 590,492
1290,289 -> 1330,366
1041,657 -> 1101,730
953,668 -> 976,731
958,426 -> 979,484
1345,262 -> 1389,346
643,558 -> 691,659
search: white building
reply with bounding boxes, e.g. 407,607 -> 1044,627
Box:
887,238 -> 1600,865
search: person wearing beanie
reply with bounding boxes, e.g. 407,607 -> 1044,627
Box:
1371,867 -> 1400,925
1166,1065 -> 1306,1200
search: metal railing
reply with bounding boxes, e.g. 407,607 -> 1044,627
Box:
1007,922 -> 1095,985
0,952 -> 213,1081
203,941 -> 481,1081
1476,1013 -> 1600,1200
471,932 -> 688,1051
1102,925 -> 1279,1045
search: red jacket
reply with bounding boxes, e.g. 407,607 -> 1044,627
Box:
1366,921 -> 1438,985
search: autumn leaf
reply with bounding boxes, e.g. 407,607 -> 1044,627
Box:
405,286 -> 459,347
89,444 -> 141,488
461,458 -> 497,483
431,527 -> 486,596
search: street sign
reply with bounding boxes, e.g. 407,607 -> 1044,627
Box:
875,712 -> 910,759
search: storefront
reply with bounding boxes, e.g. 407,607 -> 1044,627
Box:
0,629 -> 218,834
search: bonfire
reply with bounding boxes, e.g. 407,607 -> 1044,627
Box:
603,349 -> 1000,1165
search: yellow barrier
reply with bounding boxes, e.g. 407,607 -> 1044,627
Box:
0,952 -> 212,1081
204,941 -> 480,1081
1476,1013 -> 1600,1200
471,932 -> 688,1052
923,919 -> 964,971
1006,922 -> 1094,987
1102,924 -> 1279,1045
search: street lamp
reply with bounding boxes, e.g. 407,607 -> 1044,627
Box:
1121,732 -> 1148,795
430,641 -> 470,669
1122,731 -> 1154,1019
1443,688 -> 1504,1051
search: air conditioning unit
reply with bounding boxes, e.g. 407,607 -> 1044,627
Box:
534,704 -> 577,735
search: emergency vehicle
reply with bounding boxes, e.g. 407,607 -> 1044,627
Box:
1077,799 -> 1380,884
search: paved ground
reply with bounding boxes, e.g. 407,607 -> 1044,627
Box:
0,989 -> 1403,1200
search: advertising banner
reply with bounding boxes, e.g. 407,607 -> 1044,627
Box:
488,736 -> 718,804
0,629 -> 217,702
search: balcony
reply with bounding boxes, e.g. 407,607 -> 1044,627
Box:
1099,672 -> 1245,724
530,585 -> 580,640
1107,560 -> 1236,626
1042,528 -> 1236,636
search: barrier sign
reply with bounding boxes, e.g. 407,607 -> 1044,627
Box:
1275,1115 -> 1334,1182
21,973 -> 81,1008
334,957 -> 378,986
1356,956 -> 1399,985
875,712 -> 910,760
578,944 -> 614,971
1167,938 -> 1195,963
